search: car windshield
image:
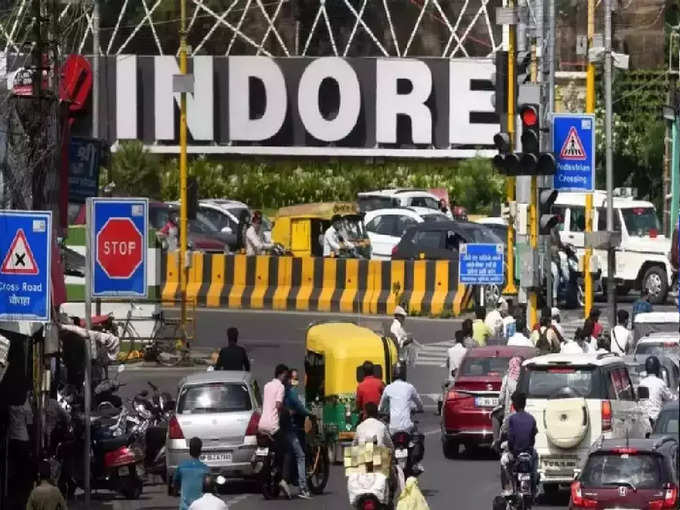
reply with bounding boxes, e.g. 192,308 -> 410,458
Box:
522,366 -> 595,398
178,383 -> 252,414
635,343 -> 680,357
460,357 -> 511,377
621,207 -> 660,237
580,452 -> 662,489
634,323 -> 679,342
358,196 -> 396,212
654,409 -> 679,435
422,213 -> 450,223
410,196 -> 439,210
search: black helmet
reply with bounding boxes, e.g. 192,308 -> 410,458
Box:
645,355 -> 661,377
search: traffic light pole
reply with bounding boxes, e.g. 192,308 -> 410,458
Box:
179,0 -> 188,334
504,1 -> 518,296
584,0 -> 595,319
604,0 -> 616,329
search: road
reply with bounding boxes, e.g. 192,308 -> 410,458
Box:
85,300 -> 676,510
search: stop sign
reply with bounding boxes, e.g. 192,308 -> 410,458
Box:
96,218 -> 144,278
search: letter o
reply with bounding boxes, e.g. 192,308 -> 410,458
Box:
298,58 -> 361,142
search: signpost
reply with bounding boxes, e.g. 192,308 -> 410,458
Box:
0,210 -> 52,321
552,113 -> 596,192
68,138 -> 102,203
459,243 -> 505,285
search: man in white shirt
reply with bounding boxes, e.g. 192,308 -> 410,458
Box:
353,402 -> 394,449
507,317 -> 533,347
189,475 -> 228,510
561,334 -> 585,354
639,356 -> 677,425
447,331 -> 467,380
323,215 -> 353,257
484,298 -> 507,338
245,211 -> 272,256
610,309 -> 633,355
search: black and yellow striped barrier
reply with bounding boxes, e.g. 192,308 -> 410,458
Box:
162,253 -> 474,317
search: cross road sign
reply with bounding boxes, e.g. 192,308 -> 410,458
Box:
0,210 -> 52,321
552,113 -> 596,192
458,243 -> 505,285
90,198 -> 148,298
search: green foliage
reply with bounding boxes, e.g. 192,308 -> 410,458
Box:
101,141 -> 163,200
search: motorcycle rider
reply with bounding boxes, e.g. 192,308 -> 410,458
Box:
323,215 -> 353,257
353,402 -> 393,449
390,306 -> 414,365
173,437 -> 210,510
379,366 -> 425,474
500,392 -> 537,497
245,210 -> 272,256
188,474 -> 228,510
484,298 -> 508,339
356,361 -> 385,420
639,356 -> 677,427
493,357 -> 523,448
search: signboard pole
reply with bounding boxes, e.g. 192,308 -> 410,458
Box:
585,0 -> 596,320
84,200 -> 92,506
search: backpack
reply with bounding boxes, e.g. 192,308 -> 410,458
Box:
535,327 -> 552,354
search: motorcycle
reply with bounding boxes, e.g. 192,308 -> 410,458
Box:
495,449 -> 535,510
252,432 -> 285,499
391,429 -> 424,479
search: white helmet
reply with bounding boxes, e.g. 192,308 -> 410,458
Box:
394,306 -> 407,317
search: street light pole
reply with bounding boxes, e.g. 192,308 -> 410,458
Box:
179,0 -> 188,332
584,0 -> 595,320
604,0 -> 616,327
504,0 -> 518,297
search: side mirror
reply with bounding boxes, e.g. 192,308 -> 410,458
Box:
222,226 -> 233,235
638,386 -> 650,400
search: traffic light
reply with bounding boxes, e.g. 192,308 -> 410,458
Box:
538,188 -> 559,235
492,51 -> 508,131
492,132 -> 520,175
516,50 -> 531,87
519,103 -> 539,172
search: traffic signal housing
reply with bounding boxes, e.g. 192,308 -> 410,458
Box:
538,188 -> 559,235
519,103 -> 539,172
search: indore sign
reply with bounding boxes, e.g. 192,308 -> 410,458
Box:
94,56 -> 498,158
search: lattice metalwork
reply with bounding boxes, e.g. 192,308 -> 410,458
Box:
0,0 -> 505,58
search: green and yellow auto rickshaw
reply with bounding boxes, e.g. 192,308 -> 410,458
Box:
304,321 -> 398,462
271,202 -> 371,258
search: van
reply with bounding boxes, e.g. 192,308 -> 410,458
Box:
554,189 -> 672,303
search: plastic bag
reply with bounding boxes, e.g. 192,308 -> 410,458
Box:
396,476 -> 430,510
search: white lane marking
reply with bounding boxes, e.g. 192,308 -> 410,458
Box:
226,494 -> 252,506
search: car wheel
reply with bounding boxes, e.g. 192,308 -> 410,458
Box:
442,439 -> 459,459
642,266 -> 668,304
485,285 -> 502,307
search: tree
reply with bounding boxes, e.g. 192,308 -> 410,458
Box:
101,141 -> 163,199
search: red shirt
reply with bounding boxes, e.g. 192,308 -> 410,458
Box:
356,376 -> 385,414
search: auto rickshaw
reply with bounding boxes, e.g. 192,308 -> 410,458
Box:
271,202 -> 371,258
304,321 -> 398,462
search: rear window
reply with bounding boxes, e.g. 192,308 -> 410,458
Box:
655,410 -> 679,435
358,196 -> 396,212
460,357 -> 511,377
581,452 -> 663,489
178,383 -> 252,414
520,366 -> 596,399
422,214 -> 449,223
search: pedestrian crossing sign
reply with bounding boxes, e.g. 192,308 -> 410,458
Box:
0,228 -> 39,275
559,126 -> 587,160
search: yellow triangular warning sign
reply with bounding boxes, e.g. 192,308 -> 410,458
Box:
1,229 -> 39,275
559,126 -> 587,161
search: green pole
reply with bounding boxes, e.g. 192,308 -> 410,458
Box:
671,117 -> 679,233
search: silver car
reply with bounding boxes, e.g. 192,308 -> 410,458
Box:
166,371 -> 262,481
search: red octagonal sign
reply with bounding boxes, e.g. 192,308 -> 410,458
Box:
96,218 -> 143,279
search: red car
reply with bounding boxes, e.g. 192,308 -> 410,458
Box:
441,345 -> 536,458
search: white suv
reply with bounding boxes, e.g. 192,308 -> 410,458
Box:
357,189 -> 450,216
518,353 -> 650,492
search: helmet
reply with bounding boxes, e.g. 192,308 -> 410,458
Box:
394,305 -> 407,317
645,356 -> 661,377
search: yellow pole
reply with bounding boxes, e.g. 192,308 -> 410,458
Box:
503,1 -> 518,295
584,0 -> 595,318
528,176 -> 538,327
179,0 -> 188,330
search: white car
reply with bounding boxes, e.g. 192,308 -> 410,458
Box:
519,352 -> 650,493
358,189 -> 451,217
198,199 -> 272,243
363,207 -> 450,259
554,188 -> 672,303
634,331 -> 680,357
633,311 -> 679,344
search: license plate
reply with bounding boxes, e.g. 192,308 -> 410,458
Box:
518,473 -> 531,481
118,466 -> 130,476
395,449 -> 408,459
475,396 -> 498,408
200,452 -> 232,463
255,447 -> 269,456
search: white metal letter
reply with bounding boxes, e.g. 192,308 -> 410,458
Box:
449,60 -> 497,145
116,55 -> 137,139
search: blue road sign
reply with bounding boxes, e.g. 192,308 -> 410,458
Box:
0,210 -> 52,321
553,113 -> 596,192
459,243 -> 505,285
69,137 -> 102,203
91,198 -> 148,298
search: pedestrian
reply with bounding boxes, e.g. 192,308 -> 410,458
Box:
284,368 -> 313,499
214,327 -> 250,371
632,288 -> 653,322
581,319 -> 599,353
561,328 -> 585,354
596,335 -> 610,353
610,309 -> 633,355
472,307 -> 492,346
589,308 -> 603,339
461,318 -> 478,348
356,361 -> 385,418
26,459 -> 67,510
507,316 -> 532,347
531,315 -> 554,354
550,307 -> 565,342
391,306 -> 414,365
485,298 -> 507,339
188,474 -> 228,510
8,395 -> 34,508
159,212 -> 179,251
257,364 -> 292,498
245,210 -> 273,256
446,331 -> 467,380
173,437 -> 210,510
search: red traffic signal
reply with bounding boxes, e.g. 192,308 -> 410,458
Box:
520,104 -> 538,127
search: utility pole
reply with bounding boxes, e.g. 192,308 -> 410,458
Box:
604,0 -> 616,327
179,0 -> 188,335
583,0 -> 595,319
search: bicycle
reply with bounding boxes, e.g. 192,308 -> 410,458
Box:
305,416 -> 330,494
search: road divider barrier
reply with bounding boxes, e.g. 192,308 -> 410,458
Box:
161,252 -> 473,317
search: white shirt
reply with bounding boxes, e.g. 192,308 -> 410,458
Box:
507,332 -> 533,347
639,375 -> 677,421
610,325 -> 632,355
323,225 -> 347,256
551,320 -> 565,339
560,340 -> 584,354
353,417 -> 394,449
485,310 -> 503,337
379,380 -> 423,434
189,493 -> 229,510
447,344 -> 467,378
9,401 -> 32,441
390,319 -> 408,348
246,225 -> 270,256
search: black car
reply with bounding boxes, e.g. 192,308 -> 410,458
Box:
651,402 -> 679,478
391,220 -> 505,260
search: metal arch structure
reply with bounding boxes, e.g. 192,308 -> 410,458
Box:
0,0 -> 508,59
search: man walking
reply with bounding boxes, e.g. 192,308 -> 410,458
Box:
284,369 -> 313,499
214,328 -> 249,371
26,460 -> 67,510
173,437 -> 210,510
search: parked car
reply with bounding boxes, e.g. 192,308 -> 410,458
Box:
634,312 -> 680,344
198,199 -> 272,246
364,207 -> 449,260
166,203 -> 236,252
651,401 -> 680,479
517,352 -> 650,494
634,332 -> 680,358
569,438 -> 679,509
623,354 -> 680,396
357,189 -> 447,215
474,217 -> 507,244
440,345 -> 537,458
391,220 -> 505,261
166,371 -> 261,487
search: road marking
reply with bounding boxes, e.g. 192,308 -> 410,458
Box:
227,494 -> 252,507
